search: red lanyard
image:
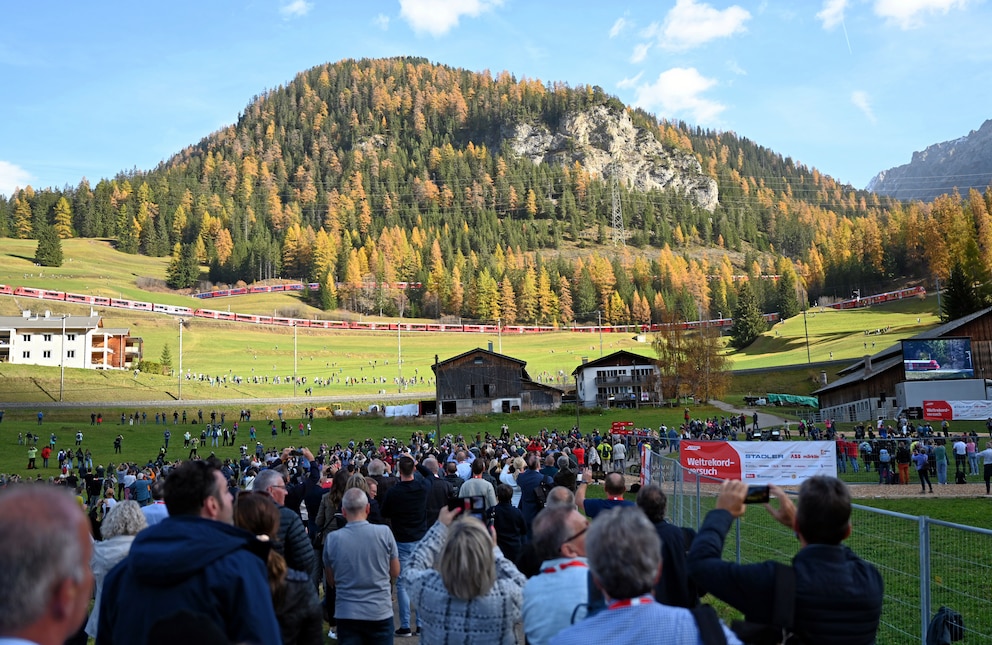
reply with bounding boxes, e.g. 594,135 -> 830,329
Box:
608,594 -> 655,610
541,560 -> 588,575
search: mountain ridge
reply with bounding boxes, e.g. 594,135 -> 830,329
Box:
867,119 -> 992,202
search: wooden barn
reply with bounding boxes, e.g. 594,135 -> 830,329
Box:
431,347 -> 563,416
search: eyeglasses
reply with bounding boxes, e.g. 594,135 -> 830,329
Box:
561,523 -> 589,547
269,484 -> 287,491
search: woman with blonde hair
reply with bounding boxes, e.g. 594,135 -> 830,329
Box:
499,456 -> 526,506
85,500 -> 147,640
403,506 -> 526,644
235,491 -> 321,645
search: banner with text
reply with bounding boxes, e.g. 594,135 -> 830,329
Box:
679,441 -> 837,484
923,400 -> 992,421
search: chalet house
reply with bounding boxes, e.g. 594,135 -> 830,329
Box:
815,306 -> 992,423
572,350 -> 659,408
0,310 -> 142,370
431,348 -> 562,416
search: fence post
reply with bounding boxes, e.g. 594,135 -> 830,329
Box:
696,475 -> 702,531
735,516 -> 742,564
919,516 -> 931,644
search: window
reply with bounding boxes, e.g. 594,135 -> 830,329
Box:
67,334 -> 76,341
43,334 -> 52,342
67,350 -> 75,358
22,351 -> 30,358
22,334 -> 31,342
43,350 -> 51,358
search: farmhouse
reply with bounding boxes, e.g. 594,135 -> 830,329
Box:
816,305 -> 992,423
0,310 -> 142,370
572,350 -> 659,408
431,347 -> 562,416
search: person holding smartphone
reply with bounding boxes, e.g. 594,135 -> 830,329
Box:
687,477 -> 883,644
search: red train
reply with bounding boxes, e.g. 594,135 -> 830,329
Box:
828,286 -> 925,310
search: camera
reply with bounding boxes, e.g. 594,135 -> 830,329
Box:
289,449 -> 303,457
744,484 -> 770,504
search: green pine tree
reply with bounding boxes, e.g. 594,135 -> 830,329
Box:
729,281 -> 767,349
34,225 -> 64,267
166,243 -> 200,289
160,344 -> 174,375
941,262 -> 984,322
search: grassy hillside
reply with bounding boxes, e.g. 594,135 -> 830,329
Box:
0,239 -> 944,404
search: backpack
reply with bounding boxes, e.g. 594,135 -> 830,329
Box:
730,562 -> 801,645
955,470 -> 967,485
533,476 -> 554,508
926,606 -> 964,645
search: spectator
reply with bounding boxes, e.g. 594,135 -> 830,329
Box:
550,506 -> 740,645
517,453 -> 550,535
141,478 -> 169,527
323,487 -> 399,643
458,458 -> 497,509
913,446 -> 934,493
379,455 -> 429,637
492,483 -> 528,566
522,506 -> 590,645
235,491 -> 321,645
688,477 -> 883,644
85,501 -> 147,641
499,456 -> 525,506
976,440 -> 992,494
636,484 -> 699,608
253,468 -> 319,586
96,458 -> 280,644
403,506 -> 526,644
0,486 -> 94,645
552,456 -> 577,492
933,439 -> 949,485
575,468 -> 634,518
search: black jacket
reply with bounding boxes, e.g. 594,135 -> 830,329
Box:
688,509 -> 883,645
276,504 -> 319,585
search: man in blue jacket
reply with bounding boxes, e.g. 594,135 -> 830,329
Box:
96,458 -> 281,645
687,476 -> 883,645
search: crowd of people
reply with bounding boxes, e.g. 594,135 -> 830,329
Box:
0,412 -> 889,645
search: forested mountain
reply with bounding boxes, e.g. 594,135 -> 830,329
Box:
3,57 -> 992,326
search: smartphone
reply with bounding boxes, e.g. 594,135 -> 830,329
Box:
744,484 -> 770,504
576,474 -> 584,483
448,495 -> 487,521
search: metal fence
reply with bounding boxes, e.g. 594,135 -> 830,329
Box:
644,451 -> 992,645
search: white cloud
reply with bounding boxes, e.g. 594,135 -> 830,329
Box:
279,0 -> 312,19
0,160 -> 33,196
609,16 -> 628,38
851,90 -> 877,124
874,0 -> 970,29
726,59 -> 747,75
816,0 -> 849,29
658,0 -> 751,51
398,0 -> 503,37
616,72 -> 644,89
633,67 -> 725,124
630,42 -> 651,63
374,13 -> 390,30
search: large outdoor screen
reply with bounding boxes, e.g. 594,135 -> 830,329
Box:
901,337 -> 974,381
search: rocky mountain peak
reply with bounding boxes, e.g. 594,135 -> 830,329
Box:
867,119 -> 992,202
508,105 -> 719,212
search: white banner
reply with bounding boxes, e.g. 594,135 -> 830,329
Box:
680,441 -> 838,485
924,400 -> 992,421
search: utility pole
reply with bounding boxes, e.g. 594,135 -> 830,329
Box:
434,354 -> 441,438
397,322 -> 402,383
575,373 -> 581,433
293,322 -> 298,398
178,318 -> 184,401
59,315 -> 67,402
802,288 -> 811,364
598,310 -> 603,357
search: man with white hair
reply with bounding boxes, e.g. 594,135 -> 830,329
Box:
0,486 -> 94,645
325,487 -> 400,643
550,507 -> 741,645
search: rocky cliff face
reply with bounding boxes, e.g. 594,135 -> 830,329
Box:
867,119 -> 992,202
508,105 -> 719,212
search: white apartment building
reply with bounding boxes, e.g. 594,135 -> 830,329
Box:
571,350 -> 660,408
0,310 -> 142,370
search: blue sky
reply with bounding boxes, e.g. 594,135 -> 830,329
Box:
2,0 -> 989,197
